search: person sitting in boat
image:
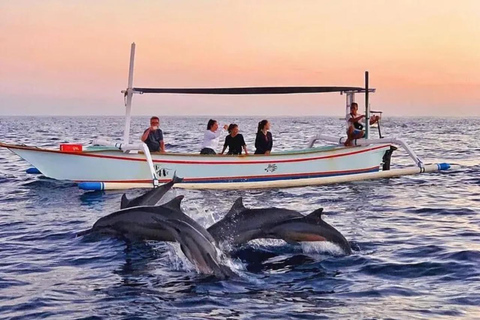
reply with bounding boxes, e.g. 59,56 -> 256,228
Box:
254,120 -> 273,155
200,119 -> 228,155
344,102 -> 380,147
141,116 -> 165,152
220,124 -> 248,155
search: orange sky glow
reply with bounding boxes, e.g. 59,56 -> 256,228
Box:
1,0 -> 479,116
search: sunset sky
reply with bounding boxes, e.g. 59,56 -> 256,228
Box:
1,1 -> 479,117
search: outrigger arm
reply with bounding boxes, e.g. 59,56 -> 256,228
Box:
107,141 -> 160,187
308,135 -> 425,168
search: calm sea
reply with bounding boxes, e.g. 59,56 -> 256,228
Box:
0,116 -> 479,319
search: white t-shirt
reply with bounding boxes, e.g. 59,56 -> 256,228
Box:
201,129 -> 225,150
345,113 -> 364,132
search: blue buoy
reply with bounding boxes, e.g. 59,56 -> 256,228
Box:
78,182 -> 104,191
437,163 -> 451,171
26,167 -> 41,174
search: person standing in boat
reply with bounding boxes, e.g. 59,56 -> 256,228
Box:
344,102 -> 379,147
220,124 -> 248,155
254,120 -> 273,155
141,116 -> 165,153
200,119 -> 228,155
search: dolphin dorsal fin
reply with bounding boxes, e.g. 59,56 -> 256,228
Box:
120,194 -> 130,209
225,197 -> 246,218
305,208 -> 324,223
162,195 -> 185,211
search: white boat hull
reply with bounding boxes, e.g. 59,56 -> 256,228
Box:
1,143 -> 393,189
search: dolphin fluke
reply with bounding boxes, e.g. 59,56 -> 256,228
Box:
172,171 -> 184,184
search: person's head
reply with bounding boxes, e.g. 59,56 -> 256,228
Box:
350,102 -> 359,114
228,123 -> 239,136
257,119 -> 270,133
150,116 -> 160,128
207,119 -> 218,131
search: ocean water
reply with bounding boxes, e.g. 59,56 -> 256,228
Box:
0,116 -> 479,319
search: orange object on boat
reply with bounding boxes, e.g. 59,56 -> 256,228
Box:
60,144 -> 83,152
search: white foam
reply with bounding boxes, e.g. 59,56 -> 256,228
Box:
301,241 -> 345,257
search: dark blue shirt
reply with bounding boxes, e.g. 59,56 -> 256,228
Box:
143,128 -> 164,152
254,131 -> 273,154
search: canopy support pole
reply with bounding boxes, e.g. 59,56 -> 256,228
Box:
365,71 -> 370,139
345,92 -> 355,118
123,43 -> 136,145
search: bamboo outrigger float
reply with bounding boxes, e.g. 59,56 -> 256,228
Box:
0,43 -> 451,190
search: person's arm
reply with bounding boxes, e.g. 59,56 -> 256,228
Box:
141,128 -> 150,142
369,115 -> 379,125
221,137 -> 228,154
265,132 -> 273,155
353,115 -> 365,122
348,115 -> 364,124
240,135 -> 248,155
160,140 -> 165,153
254,133 -> 260,150
204,129 -> 224,139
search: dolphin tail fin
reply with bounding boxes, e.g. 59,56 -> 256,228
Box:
172,171 -> 184,184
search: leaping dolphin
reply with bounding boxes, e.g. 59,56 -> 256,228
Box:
154,217 -> 235,279
77,195 -> 213,243
120,173 -> 184,209
207,197 -> 304,245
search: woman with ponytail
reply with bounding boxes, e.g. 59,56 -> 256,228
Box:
254,119 -> 273,155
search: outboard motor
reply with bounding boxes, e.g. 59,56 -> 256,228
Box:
382,146 -> 397,170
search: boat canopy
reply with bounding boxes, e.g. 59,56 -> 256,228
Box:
121,43 -> 375,144
132,86 -> 375,95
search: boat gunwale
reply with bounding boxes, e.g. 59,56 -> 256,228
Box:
0,142 -> 392,165
0,141 -> 391,156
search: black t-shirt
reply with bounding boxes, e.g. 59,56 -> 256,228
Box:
143,128 -> 164,152
254,131 -> 273,154
224,134 -> 246,155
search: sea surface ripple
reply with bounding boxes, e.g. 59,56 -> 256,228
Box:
0,116 -> 479,319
